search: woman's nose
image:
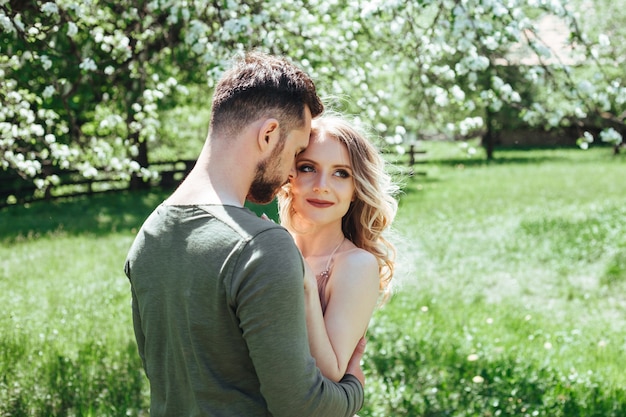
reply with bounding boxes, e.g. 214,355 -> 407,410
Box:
313,174 -> 329,193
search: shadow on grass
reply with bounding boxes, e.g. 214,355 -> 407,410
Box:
1,188 -> 286,243
432,147 -> 576,168
0,189 -> 171,242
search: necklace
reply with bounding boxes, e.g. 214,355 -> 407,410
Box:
318,238 -> 345,281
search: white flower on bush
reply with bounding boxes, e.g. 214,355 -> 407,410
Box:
109,157 -> 123,171
11,12 -> 24,32
0,12 -> 14,34
577,131 -> 595,149
19,107 -> 36,124
67,21 -> 78,38
395,125 -> 406,136
578,80 -> 595,96
79,163 -> 98,178
574,106 -> 587,119
459,116 -> 484,136
40,2 -> 59,16
48,174 -> 61,186
128,144 -> 139,157
598,33 -> 610,47
30,124 -> 45,137
40,55 -> 52,70
483,35 -> 499,50
79,58 -> 97,72
385,134 -> 403,145
42,85 -> 55,99
450,85 -> 466,102
128,160 -> 141,172
599,128 -> 623,145
16,159 -> 42,177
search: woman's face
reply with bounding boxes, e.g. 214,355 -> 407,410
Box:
290,132 -> 356,228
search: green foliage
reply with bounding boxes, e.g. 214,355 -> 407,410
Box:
2,0 -> 625,190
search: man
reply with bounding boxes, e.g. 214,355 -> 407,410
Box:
124,51 -> 365,416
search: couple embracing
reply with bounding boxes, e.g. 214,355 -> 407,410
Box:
125,51 -> 398,417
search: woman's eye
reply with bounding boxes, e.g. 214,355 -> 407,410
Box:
298,164 -> 314,173
335,170 -> 351,178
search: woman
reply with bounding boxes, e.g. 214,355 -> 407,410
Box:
278,114 -> 398,382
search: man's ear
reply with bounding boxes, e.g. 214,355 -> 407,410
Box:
257,118 -> 280,153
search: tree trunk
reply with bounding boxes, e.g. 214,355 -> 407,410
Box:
129,135 -> 150,190
481,64 -> 495,160
483,106 -> 495,160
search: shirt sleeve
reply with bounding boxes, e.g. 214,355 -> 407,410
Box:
125,258 -> 148,376
229,227 -> 364,417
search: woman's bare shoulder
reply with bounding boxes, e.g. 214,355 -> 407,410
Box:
340,246 -> 377,267
331,245 -> 379,288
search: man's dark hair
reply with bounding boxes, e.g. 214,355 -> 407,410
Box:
210,51 -> 324,139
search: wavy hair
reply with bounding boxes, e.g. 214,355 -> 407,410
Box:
278,114 -> 399,301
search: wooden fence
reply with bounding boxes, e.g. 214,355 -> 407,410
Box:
0,160 -> 196,208
0,146 -> 427,208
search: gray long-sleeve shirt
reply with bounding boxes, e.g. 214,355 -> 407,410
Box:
125,204 -> 363,417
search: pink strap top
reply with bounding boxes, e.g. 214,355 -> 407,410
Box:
316,239 -> 344,314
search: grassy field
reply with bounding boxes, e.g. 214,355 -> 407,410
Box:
1,144 -> 625,416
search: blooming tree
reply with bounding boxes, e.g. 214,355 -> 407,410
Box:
1,0 -> 624,195
286,0 -> 625,158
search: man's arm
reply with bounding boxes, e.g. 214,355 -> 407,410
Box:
232,228 -> 364,417
125,260 -> 148,375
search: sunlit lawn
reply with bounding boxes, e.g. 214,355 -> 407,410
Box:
1,144 -> 625,416
364,143 -> 626,416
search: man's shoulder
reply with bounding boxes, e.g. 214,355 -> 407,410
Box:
202,205 -> 287,240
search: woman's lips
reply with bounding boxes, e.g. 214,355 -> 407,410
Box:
307,198 -> 333,208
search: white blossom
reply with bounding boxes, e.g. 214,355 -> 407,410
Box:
598,33 -> 610,47
40,2 -> 59,16
79,58 -> 97,72
42,85 -> 55,99
459,117 -> 484,135
599,128 -> 623,145
67,21 -> 78,37
450,85 -> 466,102
0,13 -> 15,33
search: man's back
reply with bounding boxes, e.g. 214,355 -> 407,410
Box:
125,204 -> 363,416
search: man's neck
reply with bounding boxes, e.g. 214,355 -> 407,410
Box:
165,164 -> 247,207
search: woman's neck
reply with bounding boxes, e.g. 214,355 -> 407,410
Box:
292,227 -> 345,259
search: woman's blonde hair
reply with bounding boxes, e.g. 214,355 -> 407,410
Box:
277,114 -> 399,301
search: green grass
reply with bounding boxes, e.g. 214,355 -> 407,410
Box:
364,144 -> 626,416
0,192 -> 161,416
1,145 -> 625,416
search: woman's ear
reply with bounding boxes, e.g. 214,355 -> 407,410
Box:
256,118 -> 280,153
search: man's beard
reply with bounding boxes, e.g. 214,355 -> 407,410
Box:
247,140 -> 287,204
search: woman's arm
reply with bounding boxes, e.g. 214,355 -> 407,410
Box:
304,250 -> 380,382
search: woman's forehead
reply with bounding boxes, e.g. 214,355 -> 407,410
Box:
302,134 -> 350,162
